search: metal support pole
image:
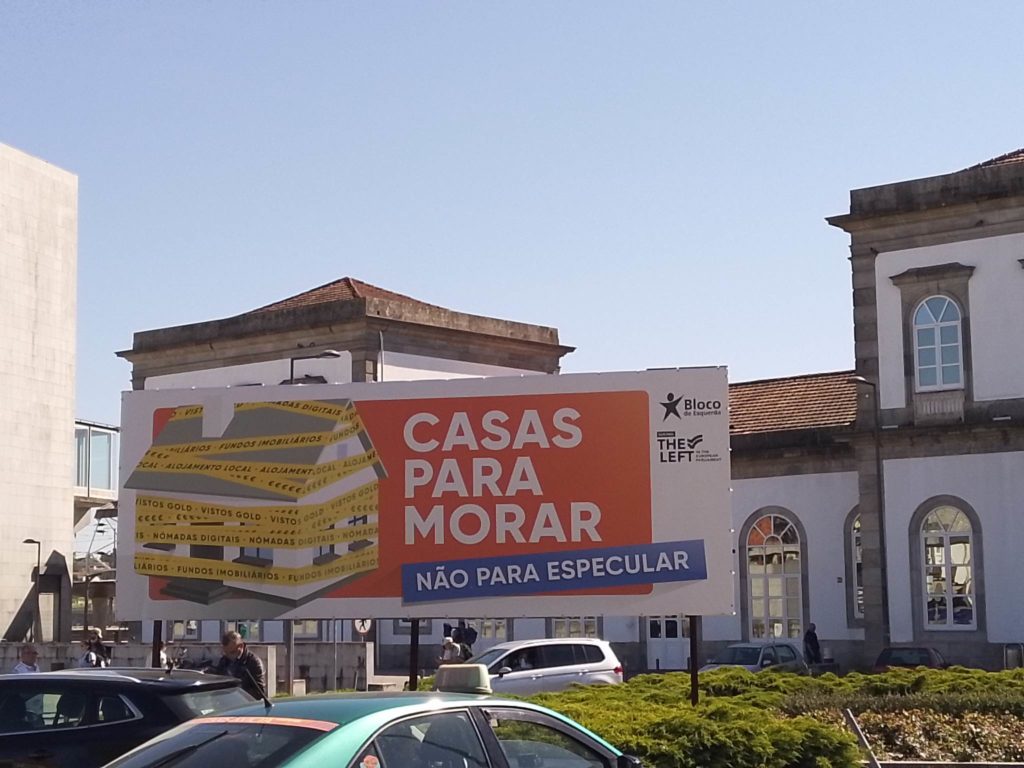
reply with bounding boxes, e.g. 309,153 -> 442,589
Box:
688,615 -> 701,706
408,619 -> 420,691
286,620 -> 295,695
152,620 -> 163,668
332,620 -> 339,690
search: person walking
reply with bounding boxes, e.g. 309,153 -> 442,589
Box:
12,645 -> 40,673
79,634 -> 108,668
212,631 -> 266,700
803,623 -> 823,665
438,637 -> 462,665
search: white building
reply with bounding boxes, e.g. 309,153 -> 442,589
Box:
0,143 -> 77,643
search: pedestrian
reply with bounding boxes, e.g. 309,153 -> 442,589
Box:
79,634 -> 108,668
803,623 -> 822,665
154,641 -> 169,669
12,644 -> 40,673
438,637 -> 462,665
212,630 -> 266,700
86,628 -> 112,664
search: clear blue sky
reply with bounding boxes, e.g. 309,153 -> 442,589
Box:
4,2 -> 1023,427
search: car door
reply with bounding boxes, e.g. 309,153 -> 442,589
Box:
533,644 -> 589,692
774,644 -> 800,672
361,709 -> 490,768
477,707 -> 617,768
0,681 -> 95,768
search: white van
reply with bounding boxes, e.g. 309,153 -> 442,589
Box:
466,638 -> 624,695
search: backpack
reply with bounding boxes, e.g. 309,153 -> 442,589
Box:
462,626 -> 478,647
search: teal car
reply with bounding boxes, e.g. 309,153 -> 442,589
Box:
103,692 -> 642,768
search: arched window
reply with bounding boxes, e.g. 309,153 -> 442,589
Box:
746,512 -> 802,640
913,296 -> 963,391
921,505 -> 975,629
851,514 -> 864,620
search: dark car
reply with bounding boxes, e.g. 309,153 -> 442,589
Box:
0,667 -> 255,767
872,646 -> 949,672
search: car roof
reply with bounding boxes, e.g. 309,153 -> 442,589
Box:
218,692 -> 529,725
0,667 -> 240,690
480,637 -> 609,652
726,641 -> 798,649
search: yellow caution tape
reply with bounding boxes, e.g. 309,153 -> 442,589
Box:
168,405 -> 204,421
134,522 -> 378,549
134,547 -> 378,586
152,419 -> 366,457
235,400 -> 354,421
133,448 -> 381,499
135,482 -> 379,528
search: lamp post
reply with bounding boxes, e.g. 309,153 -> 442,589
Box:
847,375 -> 890,647
22,539 -> 41,642
288,350 -> 342,384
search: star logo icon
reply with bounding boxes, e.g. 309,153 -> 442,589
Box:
660,392 -> 683,420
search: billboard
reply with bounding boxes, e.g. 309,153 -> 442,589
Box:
116,369 -> 732,620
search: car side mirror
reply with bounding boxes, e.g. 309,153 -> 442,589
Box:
497,666 -> 512,677
618,755 -> 643,768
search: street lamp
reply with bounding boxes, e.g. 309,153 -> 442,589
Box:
288,350 -> 342,384
847,375 -> 890,647
22,539 -> 41,642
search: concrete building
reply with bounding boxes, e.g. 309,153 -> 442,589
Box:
0,143 -> 77,643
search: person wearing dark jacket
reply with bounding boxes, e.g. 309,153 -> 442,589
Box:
803,623 -> 823,665
213,631 -> 266,700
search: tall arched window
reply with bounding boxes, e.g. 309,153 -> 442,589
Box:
913,296 -> 963,391
746,512 -> 802,640
851,514 -> 864,620
921,505 -> 975,629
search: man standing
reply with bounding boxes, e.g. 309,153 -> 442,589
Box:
213,631 -> 266,700
12,645 -> 40,673
803,623 -> 823,665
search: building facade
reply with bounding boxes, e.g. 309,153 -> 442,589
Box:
0,143 -> 77,643
118,149 -> 1024,675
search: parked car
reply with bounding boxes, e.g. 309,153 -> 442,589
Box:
466,638 -> 624,694
0,667 -> 255,768
699,641 -> 808,674
872,646 -> 949,672
103,690 -> 643,768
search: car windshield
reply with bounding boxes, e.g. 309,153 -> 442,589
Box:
715,646 -> 762,665
179,687 -> 256,716
105,721 -> 326,768
472,648 -> 509,670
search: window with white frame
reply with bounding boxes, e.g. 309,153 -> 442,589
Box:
226,620 -> 260,641
462,618 -> 507,642
913,296 -> 963,391
551,616 -> 598,638
746,512 -> 803,640
171,620 -> 199,641
921,506 -> 975,629
852,515 -> 864,620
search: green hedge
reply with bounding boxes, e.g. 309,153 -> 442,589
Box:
525,668 -> 1024,767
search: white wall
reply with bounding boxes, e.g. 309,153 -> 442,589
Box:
884,451 -> 1024,644
706,472 -> 862,643
0,144 -> 77,638
379,351 -> 541,382
876,232 -> 1024,409
145,355 -> 353,390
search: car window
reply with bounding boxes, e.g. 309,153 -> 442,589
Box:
472,647 -> 508,670
502,647 -> 542,672
539,644 -> 577,669
776,646 -> 797,663
97,695 -> 138,724
0,688 -> 89,733
376,711 -> 488,768
878,648 -> 930,666
761,647 -> 776,664
489,712 -> 609,768
579,645 -> 604,664
106,721 -> 325,768
715,646 -> 761,665
178,686 -> 256,716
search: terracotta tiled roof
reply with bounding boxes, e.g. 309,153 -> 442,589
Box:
251,276 -> 440,314
729,370 -> 857,435
968,147 -> 1024,170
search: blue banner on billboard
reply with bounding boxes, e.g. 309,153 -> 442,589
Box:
401,539 -> 707,604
